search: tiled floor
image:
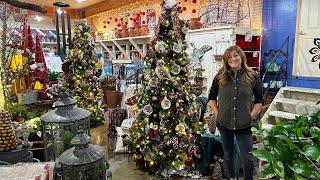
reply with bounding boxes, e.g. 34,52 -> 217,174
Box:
90,125 -> 259,180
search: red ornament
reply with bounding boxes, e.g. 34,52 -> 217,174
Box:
130,17 -> 133,20
117,24 -> 121,27
109,17 -> 112,20
120,18 -> 123,21
103,26 -> 106,28
142,12 -> 145,15
142,21 -> 146,24
192,0 -> 197,3
115,18 -> 118,22
192,9 -> 197,13
107,21 -> 110,24
182,7 -> 187,11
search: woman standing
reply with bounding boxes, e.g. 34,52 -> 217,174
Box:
208,45 -> 263,180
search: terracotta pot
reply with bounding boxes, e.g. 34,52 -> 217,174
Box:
114,29 -> 122,38
189,18 -> 202,30
129,27 -> 135,37
139,25 -> 150,36
121,28 -> 129,38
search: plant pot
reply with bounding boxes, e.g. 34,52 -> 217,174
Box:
189,18 -> 202,30
121,28 -> 129,38
114,29 -> 122,38
129,27 -> 135,37
134,26 -> 140,36
139,25 -> 150,36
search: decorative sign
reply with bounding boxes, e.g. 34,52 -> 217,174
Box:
44,56 -> 63,72
309,38 -> 320,64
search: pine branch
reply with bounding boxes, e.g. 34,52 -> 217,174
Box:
1,0 -> 47,14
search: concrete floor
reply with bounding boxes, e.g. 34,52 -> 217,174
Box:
90,125 -> 258,180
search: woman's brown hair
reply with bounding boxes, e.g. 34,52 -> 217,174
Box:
217,45 -> 256,86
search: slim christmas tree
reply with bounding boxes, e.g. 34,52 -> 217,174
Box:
129,0 -> 202,176
63,21 -> 104,126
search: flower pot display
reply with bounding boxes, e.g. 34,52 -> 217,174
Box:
189,18 -> 202,30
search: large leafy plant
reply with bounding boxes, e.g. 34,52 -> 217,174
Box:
253,112 -> 320,179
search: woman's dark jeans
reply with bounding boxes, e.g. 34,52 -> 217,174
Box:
218,124 -> 254,180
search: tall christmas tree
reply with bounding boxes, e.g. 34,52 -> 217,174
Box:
63,21 -> 104,126
129,0 -> 203,176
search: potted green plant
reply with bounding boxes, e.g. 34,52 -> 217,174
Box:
253,111 -> 320,179
4,103 -> 26,122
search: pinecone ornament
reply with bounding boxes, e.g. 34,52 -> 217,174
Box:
0,109 -> 18,152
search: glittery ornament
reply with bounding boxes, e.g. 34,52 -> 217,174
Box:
171,63 -> 181,75
161,97 -> 171,110
148,77 -> 159,87
155,60 -> 171,79
143,104 -> 153,115
155,41 -> 167,53
173,42 -> 182,53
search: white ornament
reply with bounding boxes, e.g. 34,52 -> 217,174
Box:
171,63 -> 181,75
155,41 -> 167,53
148,77 -> 159,87
173,42 -> 182,53
143,104 -> 153,115
161,97 -> 171,110
164,0 -> 177,9
155,60 -> 171,79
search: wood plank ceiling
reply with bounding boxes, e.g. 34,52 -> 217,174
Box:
20,0 -> 105,9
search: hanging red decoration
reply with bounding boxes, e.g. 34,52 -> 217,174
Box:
142,12 -> 145,15
192,0 -> 197,3
104,26 -> 107,28
115,18 -> 118,22
142,20 -> 146,24
117,23 -> 121,27
182,7 -> 187,11
192,9 -> 196,13
150,12 -> 156,17
107,21 -> 110,24
130,17 -> 133,20
120,18 -> 123,21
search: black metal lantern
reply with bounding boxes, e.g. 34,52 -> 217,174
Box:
40,93 -> 91,161
58,130 -> 108,180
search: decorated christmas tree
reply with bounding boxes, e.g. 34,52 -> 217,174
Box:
63,21 -> 104,126
129,0 -> 203,176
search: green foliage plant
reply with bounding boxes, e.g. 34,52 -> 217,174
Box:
253,111 -> 320,179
